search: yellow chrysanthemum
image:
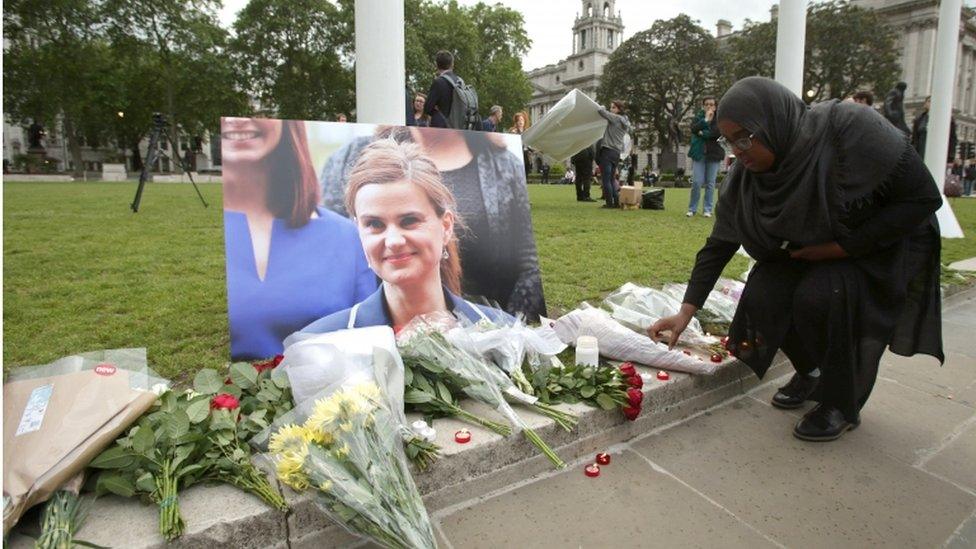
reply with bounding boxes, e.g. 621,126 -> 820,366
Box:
352,382 -> 382,405
301,425 -> 333,447
332,443 -> 350,460
318,480 -> 333,493
307,389 -> 369,432
269,424 -> 308,455
275,449 -> 309,490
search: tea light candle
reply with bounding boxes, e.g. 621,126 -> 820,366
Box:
656,371 -> 670,381
454,429 -> 472,444
584,463 -> 601,477
596,452 -> 611,465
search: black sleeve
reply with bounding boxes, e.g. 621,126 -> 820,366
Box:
836,146 -> 943,257
682,237 -> 739,308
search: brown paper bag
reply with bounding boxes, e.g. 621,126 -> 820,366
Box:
3,351 -> 162,534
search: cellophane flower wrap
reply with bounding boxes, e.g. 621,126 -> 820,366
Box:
602,282 -> 717,348
264,370 -> 436,549
398,314 -> 566,468
274,326 -> 439,471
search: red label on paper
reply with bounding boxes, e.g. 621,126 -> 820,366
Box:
94,363 -> 117,376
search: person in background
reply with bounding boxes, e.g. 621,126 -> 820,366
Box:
851,91 -> 874,106
541,162 -> 550,184
221,117 -> 376,360
412,93 -> 429,128
424,50 -> 458,128
336,113 -> 348,123
964,158 -> 976,197
482,105 -> 503,133
572,143 -> 596,202
687,96 -> 723,217
912,96 -> 958,162
596,100 -> 631,209
651,77 -> 943,442
510,111 -> 531,180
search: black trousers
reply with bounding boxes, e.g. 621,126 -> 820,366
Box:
574,166 -> 592,199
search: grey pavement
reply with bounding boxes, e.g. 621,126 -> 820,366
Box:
433,287 -> 976,548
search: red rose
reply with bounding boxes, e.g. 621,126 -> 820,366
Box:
626,387 -> 643,407
622,405 -> 640,421
210,393 -> 240,410
254,354 -> 284,373
618,362 -> 637,377
224,376 -> 232,385
626,374 -> 643,389
273,354 -> 284,365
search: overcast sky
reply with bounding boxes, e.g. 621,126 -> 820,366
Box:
217,0 -> 975,71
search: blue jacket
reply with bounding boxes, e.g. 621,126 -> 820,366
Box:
296,285 -> 514,334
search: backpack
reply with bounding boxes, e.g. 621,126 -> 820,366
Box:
439,72 -> 481,131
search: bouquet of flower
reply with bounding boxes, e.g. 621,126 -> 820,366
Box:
89,357 -> 291,541
276,327 -> 441,471
33,475 -> 93,549
602,282 -> 717,348
662,282 -> 740,334
525,358 -> 643,421
398,318 -> 567,469
267,381 -> 436,549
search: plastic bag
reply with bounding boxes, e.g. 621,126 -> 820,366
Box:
552,306 -> 719,375
521,89 -> 607,162
662,283 -> 738,325
3,348 -> 166,533
602,282 -> 715,346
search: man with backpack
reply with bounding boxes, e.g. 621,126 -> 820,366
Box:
424,50 -> 482,131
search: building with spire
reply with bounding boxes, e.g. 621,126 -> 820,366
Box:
525,1 -> 624,133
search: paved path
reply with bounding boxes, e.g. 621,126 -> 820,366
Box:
431,287 -> 976,548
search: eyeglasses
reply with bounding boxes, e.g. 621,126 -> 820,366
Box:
717,133 -> 756,152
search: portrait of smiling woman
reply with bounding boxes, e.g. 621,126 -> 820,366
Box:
294,139 -> 513,337
221,117 -> 376,360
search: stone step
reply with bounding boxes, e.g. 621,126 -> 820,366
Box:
8,356 -> 790,549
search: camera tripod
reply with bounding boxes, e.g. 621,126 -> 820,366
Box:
130,113 -> 208,212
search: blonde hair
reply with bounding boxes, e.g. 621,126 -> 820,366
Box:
344,139 -> 463,294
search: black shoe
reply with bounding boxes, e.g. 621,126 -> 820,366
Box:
793,404 -> 859,442
771,372 -> 820,409
600,204 -> 614,209
581,197 -> 596,202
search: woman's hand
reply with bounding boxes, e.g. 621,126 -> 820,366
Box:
648,304 -> 698,350
788,241 -> 849,261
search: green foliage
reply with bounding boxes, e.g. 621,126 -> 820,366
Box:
598,15 -> 723,152
724,0 -> 901,102
231,0 -> 355,119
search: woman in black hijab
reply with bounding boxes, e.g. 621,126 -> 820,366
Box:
651,77 -> 944,441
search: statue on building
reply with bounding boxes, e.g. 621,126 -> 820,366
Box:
882,82 -> 911,136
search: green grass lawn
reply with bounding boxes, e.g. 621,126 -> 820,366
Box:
4,181 -> 976,382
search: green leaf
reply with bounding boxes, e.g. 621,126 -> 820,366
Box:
193,369 -> 224,395
136,472 -> 156,493
596,393 -> 617,411
186,398 -> 211,424
404,389 -> 433,404
580,386 -> 596,399
89,446 -> 138,470
435,381 -> 453,404
131,425 -> 155,455
97,473 -> 136,498
171,444 -> 194,471
230,362 -> 258,390
270,369 -> 290,389
403,366 -> 413,386
163,409 -> 191,440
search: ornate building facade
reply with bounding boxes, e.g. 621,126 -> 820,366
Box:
525,0 -> 623,134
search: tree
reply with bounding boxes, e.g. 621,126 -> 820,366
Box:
724,1 -> 901,103
3,0 -> 117,176
103,0 -> 247,171
598,15 -> 723,152
230,0 -> 355,120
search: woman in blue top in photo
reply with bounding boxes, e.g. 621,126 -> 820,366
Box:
222,117 -> 377,360
294,139 -> 512,337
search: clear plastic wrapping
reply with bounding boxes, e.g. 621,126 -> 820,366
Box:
602,282 -> 715,346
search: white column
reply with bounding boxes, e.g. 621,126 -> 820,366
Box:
354,0 -> 406,125
924,0 -> 964,238
774,0 -> 807,96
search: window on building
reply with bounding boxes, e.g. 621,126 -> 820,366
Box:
578,60 -> 584,71
556,75 -> 560,83
608,30 -> 613,48
580,29 -> 587,50
603,2 -> 610,17
585,3 -> 592,17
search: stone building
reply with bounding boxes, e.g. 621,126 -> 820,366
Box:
851,0 -> 976,159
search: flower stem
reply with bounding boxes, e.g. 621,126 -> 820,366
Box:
444,401 -> 513,436
529,403 -> 578,431
156,459 -> 185,541
523,427 -> 566,469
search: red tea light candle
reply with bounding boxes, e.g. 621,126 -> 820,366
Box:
596,452 -> 611,465
454,428 -> 472,444
710,353 -> 723,363
656,370 -> 670,381
584,463 -> 601,477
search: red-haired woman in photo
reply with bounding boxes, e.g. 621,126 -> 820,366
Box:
221,117 -> 376,360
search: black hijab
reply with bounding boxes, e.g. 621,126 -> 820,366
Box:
711,77 -> 910,260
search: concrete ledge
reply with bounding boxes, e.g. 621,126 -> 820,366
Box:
9,356 -> 790,548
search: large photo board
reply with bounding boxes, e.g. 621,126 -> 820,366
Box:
221,118 -> 546,360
